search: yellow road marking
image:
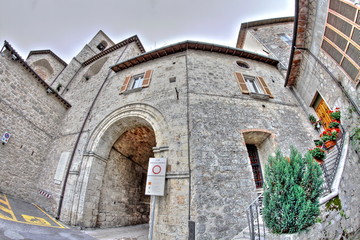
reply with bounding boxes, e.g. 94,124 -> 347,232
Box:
22,215 -> 51,226
0,194 -> 65,228
0,213 -> 14,221
0,194 -> 17,221
33,204 -> 66,229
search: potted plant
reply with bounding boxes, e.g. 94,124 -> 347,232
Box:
329,120 -> 340,129
309,114 -> 317,124
314,140 -> 323,147
329,108 -> 341,121
321,129 -> 338,149
308,147 -> 326,163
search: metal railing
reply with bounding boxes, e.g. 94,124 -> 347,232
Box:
245,126 -> 346,240
320,125 -> 345,194
246,193 -> 265,240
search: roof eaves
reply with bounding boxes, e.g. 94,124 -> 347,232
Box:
82,35 -> 145,67
111,40 -> 279,72
27,50 -> 67,67
3,41 -> 72,109
236,16 -> 295,49
285,2 -> 307,87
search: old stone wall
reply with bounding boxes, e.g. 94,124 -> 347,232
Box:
34,41 -> 144,215
246,22 -> 293,68
295,0 -> 359,117
186,50 -> 317,239
288,0 -> 360,238
0,50 -> 68,203
26,53 -> 66,86
97,149 -> 150,228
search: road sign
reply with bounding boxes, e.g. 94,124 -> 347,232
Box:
1,132 -> 11,144
145,158 -> 167,196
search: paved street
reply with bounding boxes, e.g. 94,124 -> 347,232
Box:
0,194 -> 148,240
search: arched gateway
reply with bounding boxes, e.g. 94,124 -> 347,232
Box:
62,103 -> 169,228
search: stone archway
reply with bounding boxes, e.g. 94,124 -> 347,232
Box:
66,104 -> 169,228
96,125 -> 155,227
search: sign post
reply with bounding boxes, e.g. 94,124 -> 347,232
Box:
145,158 -> 167,240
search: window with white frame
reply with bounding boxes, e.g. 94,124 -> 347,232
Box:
244,75 -> 264,94
130,74 -> 144,89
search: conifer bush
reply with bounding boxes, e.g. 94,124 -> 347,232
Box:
262,147 -> 323,234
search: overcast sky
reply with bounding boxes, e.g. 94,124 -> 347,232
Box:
0,0 -> 295,63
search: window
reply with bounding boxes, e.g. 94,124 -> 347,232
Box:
120,70 -> 153,94
244,75 -> 264,94
278,33 -> 293,45
246,144 -> 264,189
236,61 -> 250,69
234,72 -> 273,98
130,74 -> 144,89
322,0 -> 360,83
97,40 -> 108,51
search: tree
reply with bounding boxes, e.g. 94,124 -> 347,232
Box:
262,147 -> 323,234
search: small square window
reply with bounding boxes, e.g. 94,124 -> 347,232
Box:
244,75 -> 264,94
278,33 -> 292,45
129,74 -> 144,89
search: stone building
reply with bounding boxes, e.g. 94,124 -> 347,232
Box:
0,0 -> 359,239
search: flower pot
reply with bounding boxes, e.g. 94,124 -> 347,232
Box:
325,140 -> 336,149
314,158 -> 324,164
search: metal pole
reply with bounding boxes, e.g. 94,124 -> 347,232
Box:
149,196 -> 156,240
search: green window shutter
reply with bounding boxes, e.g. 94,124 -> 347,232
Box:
235,72 -> 249,94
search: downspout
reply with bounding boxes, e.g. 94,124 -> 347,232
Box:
60,57 -> 83,95
295,47 -> 360,116
56,44 -> 130,219
284,0 -> 299,87
185,49 -> 195,240
50,66 -> 67,87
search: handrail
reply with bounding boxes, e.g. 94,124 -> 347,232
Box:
320,125 -> 346,196
246,193 -> 265,240
244,125 -> 347,239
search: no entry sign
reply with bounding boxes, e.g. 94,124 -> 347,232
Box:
145,158 -> 167,196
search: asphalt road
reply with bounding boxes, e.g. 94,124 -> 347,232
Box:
0,193 -> 96,240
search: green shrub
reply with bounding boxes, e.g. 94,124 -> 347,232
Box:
263,147 -> 323,234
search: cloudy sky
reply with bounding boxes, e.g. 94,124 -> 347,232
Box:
0,0 -> 295,63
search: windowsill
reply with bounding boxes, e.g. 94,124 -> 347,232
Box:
249,92 -> 270,100
122,87 -> 142,95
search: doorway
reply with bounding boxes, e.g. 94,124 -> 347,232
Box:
312,93 -> 331,129
96,126 -> 156,228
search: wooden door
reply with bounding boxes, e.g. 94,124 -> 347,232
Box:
315,99 -> 331,129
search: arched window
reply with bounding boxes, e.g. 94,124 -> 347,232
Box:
97,40 -> 108,51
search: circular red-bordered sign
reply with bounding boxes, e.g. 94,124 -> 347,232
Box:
152,165 -> 161,174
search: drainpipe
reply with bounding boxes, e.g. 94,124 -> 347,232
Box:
56,44 -> 130,219
60,57 -> 83,95
284,0 -> 299,87
295,47 -> 360,116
